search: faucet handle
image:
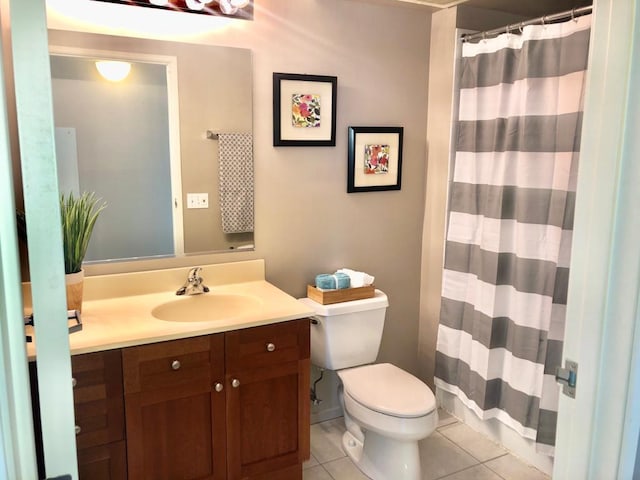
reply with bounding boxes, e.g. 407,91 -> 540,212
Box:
176,266 -> 208,295
188,266 -> 202,281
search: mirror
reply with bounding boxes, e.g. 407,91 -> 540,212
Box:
48,30 -> 254,264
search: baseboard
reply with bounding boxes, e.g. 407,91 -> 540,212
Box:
310,405 -> 343,425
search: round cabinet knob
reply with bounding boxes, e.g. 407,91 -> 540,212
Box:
231,378 -> 240,388
171,360 -> 181,371
266,343 -> 276,352
75,425 -> 81,435
71,377 -> 77,388
214,382 -> 224,393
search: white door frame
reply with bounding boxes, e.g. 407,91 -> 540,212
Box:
10,0 -> 78,477
0,10 -> 39,478
554,0 -> 640,478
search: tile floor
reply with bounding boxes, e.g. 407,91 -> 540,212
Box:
304,410 -> 551,480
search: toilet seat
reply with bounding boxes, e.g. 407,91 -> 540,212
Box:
338,363 -> 436,418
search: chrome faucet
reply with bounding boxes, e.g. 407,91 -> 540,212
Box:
176,267 -> 210,296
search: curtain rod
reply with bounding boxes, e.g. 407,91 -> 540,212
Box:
462,5 -> 592,43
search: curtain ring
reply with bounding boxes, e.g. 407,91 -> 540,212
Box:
541,16 -> 546,27
519,22 -> 524,33
506,24 -> 511,35
571,7 -> 578,22
482,31 -> 487,42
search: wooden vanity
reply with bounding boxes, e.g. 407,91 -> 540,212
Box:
27,261 -> 313,480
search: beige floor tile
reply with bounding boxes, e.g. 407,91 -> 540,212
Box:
303,464 -> 334,480
323,457 -> 370,480
309,417 -> 546,480
484,453 -> 550,480
310,417 -> 347,464
304,454 -> 320,470
438,422 -> 507,462
437,408 -> 459,429
420,431 -> 479,480
438,464 -> 504,480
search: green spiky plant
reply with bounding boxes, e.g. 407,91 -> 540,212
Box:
60,192 -> 106,274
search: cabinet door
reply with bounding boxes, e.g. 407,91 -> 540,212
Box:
123,335 -> 226,480
77,440 -> 127,480
30,350 -> 127,480
226,319 -> 310,479
72,349 -> 125,450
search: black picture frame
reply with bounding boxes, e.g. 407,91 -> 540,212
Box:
347,126 -> 403,193
273,73 -> 337,146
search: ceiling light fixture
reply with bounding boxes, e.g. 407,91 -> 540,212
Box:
218,0 -> 238,15
95,61 -> 132,82
185,0 -> 205,11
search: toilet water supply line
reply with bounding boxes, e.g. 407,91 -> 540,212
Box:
310,368 -> 324,405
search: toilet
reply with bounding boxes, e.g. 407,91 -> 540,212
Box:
299,290 -> 437,480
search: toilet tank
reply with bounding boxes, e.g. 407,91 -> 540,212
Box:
298,290 -> 389,370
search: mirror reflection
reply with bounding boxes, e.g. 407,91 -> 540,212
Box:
48,32 -> 254,264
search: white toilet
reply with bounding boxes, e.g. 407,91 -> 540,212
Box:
299,290 -> 437,480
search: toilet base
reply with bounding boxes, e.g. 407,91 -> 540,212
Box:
342,429 -> 421,480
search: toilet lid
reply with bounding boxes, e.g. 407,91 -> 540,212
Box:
338,363 -> 436,418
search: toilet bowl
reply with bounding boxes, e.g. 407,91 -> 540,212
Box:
298,291 -> 437,480
338,363 -> 437,480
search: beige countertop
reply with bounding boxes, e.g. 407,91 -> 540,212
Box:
25,260 -> 314,358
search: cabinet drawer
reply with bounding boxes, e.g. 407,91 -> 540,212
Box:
122,335 -> 224,394
71,350 -> 124,449
226,319 -> 310,372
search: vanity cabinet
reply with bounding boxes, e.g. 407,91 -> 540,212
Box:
122,318 -> 310,480
30,318 -> 310,479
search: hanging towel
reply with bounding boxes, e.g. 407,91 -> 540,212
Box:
218,132 -> 254,234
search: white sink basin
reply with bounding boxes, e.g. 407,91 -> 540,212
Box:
151,293 -> 262,322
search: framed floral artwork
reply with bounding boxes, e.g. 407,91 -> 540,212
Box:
347,126 -> 403,192
273,73 -> 337,146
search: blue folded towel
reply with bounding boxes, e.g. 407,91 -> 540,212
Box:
315,273 -> 351,290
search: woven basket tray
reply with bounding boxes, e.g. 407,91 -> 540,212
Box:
306,284 -> 375,305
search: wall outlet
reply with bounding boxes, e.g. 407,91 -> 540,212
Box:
197,193 -> 209,208
187,193 -> 209,209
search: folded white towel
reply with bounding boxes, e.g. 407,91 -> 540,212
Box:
336,268 -> 375,288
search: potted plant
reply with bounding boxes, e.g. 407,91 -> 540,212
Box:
60,192 -> 106,312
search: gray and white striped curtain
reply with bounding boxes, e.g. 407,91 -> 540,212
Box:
435,15 -> 591,454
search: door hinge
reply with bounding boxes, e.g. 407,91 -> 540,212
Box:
555,359 -> 578,399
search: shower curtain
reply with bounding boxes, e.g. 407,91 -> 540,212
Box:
435,15 -> 591,455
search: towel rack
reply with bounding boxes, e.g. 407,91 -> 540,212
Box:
206,130 -> 219,140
